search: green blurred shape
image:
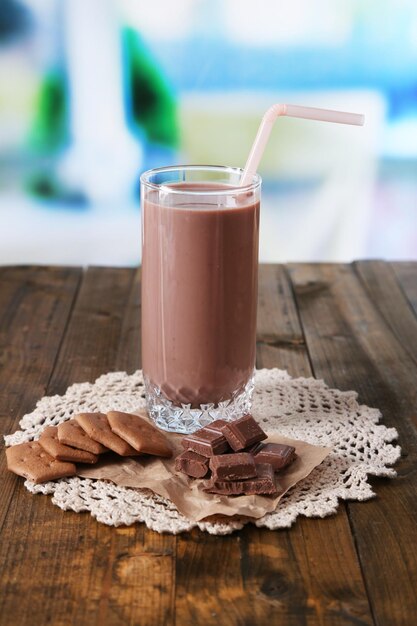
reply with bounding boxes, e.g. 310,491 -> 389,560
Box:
26,28 -> 178,199
27,69 -> 69,155
26,68 -> 69,199
124,28 -> 178,148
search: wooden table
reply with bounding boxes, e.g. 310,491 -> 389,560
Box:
0,262 -> 416,626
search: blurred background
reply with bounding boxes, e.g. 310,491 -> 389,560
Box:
0,0 -> 416,265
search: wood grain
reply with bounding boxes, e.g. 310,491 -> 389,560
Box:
256,264 -> 312,377
0,267 -> 175,626
1,262 -> 416,626
390,261 -> 417,316
115,267 -> 142,372
0,266 -> 81,531
46,267 -> 134,394
175,264 -> 374,626
354,260 -> 417,365
287,263 -> 417,626
256,266 -> 372,626
0,266 -> 81,430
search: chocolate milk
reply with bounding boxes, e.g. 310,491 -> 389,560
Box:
142,183 -> 259,407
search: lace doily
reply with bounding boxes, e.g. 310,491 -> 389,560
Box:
4,369 -> 400,535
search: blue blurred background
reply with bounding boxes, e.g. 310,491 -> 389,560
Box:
0,0 -> 416,265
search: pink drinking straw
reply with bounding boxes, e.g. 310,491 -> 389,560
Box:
240,103 -> 365,186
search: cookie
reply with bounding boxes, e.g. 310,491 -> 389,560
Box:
57,419 -> 108,455
39,426 -> 98,464
75,412 -> 140,456
107,411 -> 172,458
6,441 -> 76,484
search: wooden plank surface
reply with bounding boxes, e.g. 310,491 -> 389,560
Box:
0,266 -> 81,531
256,264 -> 312,377
1,263 -> 415,626
354,260 -> 417,365
174,265 -> 374,626
0,267 -> 175,626
287,263 -> 417,626
390,261 -> 417,315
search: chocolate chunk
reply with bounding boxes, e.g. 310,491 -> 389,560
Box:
244,442 -> 265,455
204,464 -> 280,496
175,450 -> 210,478
221,414 -> 267,451
209,452 -> 257,481
204,419 -> 229,434
254,443 -> 296,470
181,427 -> 230,457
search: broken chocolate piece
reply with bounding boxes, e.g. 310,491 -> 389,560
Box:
244,441 -> 265,455
204,419 -> 229,434
209,452 -> 257,481
181,427 -> 230,457
254,443 -> 296,470
204,464 -> 280,496
175,450 -> 210,478
221,414 -> 267,451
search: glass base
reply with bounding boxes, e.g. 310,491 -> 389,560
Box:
144,373 -> 255,433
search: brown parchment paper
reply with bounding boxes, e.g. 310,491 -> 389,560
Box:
77,428 -> 331,522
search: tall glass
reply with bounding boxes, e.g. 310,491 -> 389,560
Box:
141,165 -> 261,433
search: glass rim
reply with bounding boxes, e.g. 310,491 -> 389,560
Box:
140,164 -> 262,195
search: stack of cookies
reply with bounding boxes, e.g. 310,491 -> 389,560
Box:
6,411 -> 172,484
175,414 -> 296,496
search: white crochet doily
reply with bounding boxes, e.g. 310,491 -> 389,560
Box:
4,369 -> 400,535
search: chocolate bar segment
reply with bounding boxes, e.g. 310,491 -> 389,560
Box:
209,452 -> 257,481
244,442 -> 265,455
204,419 -> 229,435
175,450 -> 210,478
181,427 -> 230,457
221,414 -> 267,451
254,443 -> 296,470
204,464 -> 280,496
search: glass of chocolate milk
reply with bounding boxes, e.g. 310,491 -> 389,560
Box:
141,165 -> 261,433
